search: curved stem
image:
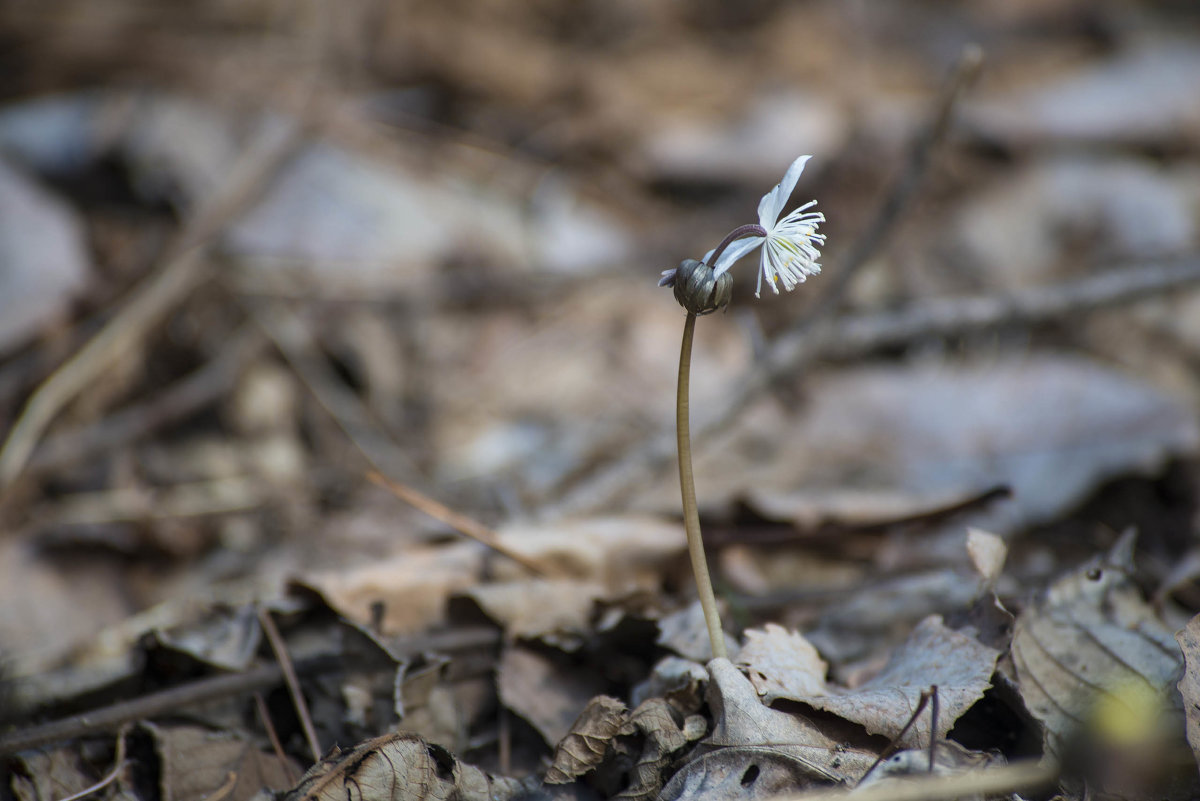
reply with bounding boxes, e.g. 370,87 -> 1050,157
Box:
676,312 -> 728,660
706,223 -> 768,269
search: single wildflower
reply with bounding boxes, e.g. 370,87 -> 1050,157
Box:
661,155 -> 825,301
711,155 -> 825,297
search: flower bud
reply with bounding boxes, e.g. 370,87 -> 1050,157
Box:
672,259 -> 732,315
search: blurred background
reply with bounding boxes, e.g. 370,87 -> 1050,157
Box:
2,0 -> 1200,728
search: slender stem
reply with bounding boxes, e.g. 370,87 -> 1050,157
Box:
677,312 -> 728,660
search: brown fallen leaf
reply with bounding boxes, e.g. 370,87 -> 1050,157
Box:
738,624 -> 828,701
1176,614 -> 1200,772
497,645 -> 607,747
283,732 -> 522,801
613,698 -> 708,801
146,723 -> 298,801
740,617 -> 1000,748
704,658 -> 875,785
1011,531 -> 1184,759
7,747 -> 102,801
459,579 -> 606,645
545,695 -> 628,785
296,542 -> 485,635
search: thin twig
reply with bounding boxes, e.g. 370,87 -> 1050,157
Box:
54,730 -> 127,801
857,688 -> 933,785
366,471 -> 549,576
256,692 -> 299,786
0,626 -> 500,755
779,758 -> 1057,801
257,607 -> 322,763
201,772 -> 239,801
0,120 -> 300,493
677,313 -> 727,660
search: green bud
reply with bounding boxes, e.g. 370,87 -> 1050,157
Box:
672,259 -> 732,315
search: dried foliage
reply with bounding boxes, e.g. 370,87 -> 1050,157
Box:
3,1 -> 1200,800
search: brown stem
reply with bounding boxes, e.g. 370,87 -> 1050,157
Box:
677,312 -> 728,660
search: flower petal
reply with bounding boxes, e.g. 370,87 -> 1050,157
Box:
658,267 -> 678,287
757,155 -> 813,228
711,236 -> 765,277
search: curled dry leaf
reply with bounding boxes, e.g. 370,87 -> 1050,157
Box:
1012,532 -> 1184,758
283,733 -> 521,801
740,617 -> 1000,749
614,698 -> 708,801
545,695 -> 628,785
631,656 -> 709,715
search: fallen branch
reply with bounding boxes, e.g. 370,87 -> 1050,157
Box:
0,626 -> 500,756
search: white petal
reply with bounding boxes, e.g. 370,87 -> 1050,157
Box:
757,155 -> 813,228
658,267 -> 678,287
712,236 -> 765,276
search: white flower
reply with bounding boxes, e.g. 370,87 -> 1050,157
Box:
708,155 -> 825,297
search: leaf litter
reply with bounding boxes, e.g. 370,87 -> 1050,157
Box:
3,2 -> 1200,801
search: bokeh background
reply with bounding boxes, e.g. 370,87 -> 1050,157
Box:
3,0 -> 1200,775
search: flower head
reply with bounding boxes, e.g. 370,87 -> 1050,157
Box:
708,155 -> 825,297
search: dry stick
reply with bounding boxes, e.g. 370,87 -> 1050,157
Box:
677,313 -> 727,660
782,759 -> 1057,801
255,692 -> 299,785
541,47 -> 984,521
257,607 -> 322,763
0,120 -> 300,492
856,687 -> 934,785
366,471 -> 550,577
0,626 -> 501,756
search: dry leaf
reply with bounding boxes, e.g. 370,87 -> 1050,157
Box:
657,600 -> 739,662
545,695 -> 628,784
658,746 -> 839,801
297,542 -> 485,635
704,658 -> 874,784
0,155 -> 90,353
7,747 -> 103,801
492,517 -> 685,592
746,617 -> 1000,748
631,656 -> 709,715
737,624 -> 828,700
459,579 -> 606,643
497,645 -> 607,746
1011,532 -> 1184,758
965,528 -> 1007,587
147,724 -> 298,801
1176,614 -> 1200,772
614,698 -> 708,801
284,733 -> 521,801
